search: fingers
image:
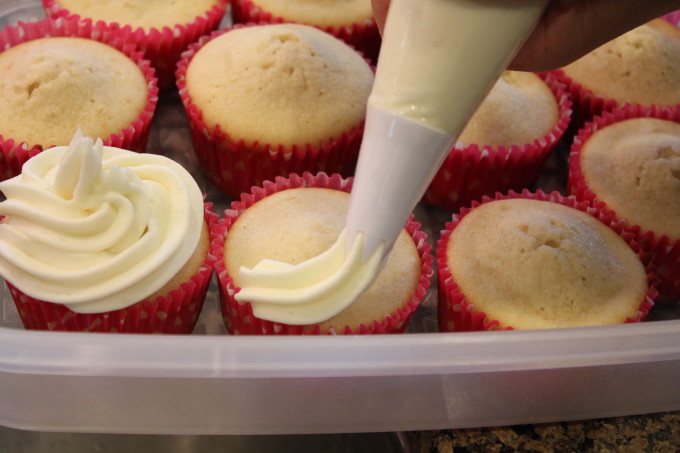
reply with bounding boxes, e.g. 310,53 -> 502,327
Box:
509,0 -> 680,71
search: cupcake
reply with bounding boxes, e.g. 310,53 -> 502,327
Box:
210,172 -> 433,335
554,19 -> 680,132
177,23 -> 373,199
231,0 -> 380,63
423,71 -> 571,212
437,191 -> 656,332
42,0 -> 229,90
0,18 -> 158,182
568,104 -> 680,302
0,131 -> 217,334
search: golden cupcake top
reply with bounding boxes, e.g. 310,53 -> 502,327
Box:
225,187 -> 421,331
446,198 -> 647,330
561,19 -> 680,106
245,0 -> 373,27
580,117 -> 680,241
0,37 -> 148,148
185,23 -> 374,147
458,71 -> 558,147
52,0 -> 222,31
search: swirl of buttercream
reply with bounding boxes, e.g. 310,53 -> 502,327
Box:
0,131 -> 204,313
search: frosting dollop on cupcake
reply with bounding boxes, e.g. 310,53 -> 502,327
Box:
0,131 -> 204,313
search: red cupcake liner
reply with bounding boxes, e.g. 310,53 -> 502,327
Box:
567,103 -> 680,302
43,0 -> 229,90
663,10 -> 680,27
548,68 -> 628,138
8,204 -> 219,334
209,172 -> 434,335
231,0 -> 381,63
176,25 -> 370,200
436,190 -> 659,332
0,17 -> 159,182
422,71 -> 572,212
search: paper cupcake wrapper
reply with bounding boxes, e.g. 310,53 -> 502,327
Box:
423,71 -> 572,212
663,10 -> 680,27
177,25 -> 368,200
0,17 -> 159,182
43,0 -> 229,90
209,172 -> 434,335
568,103 -> 680,302
436,190 -> 658,332
231,0 -> 381,63
8,204 -> 219,334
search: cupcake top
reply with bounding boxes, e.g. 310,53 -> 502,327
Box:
0,37 -> 148,148
458,71 -> 558,147
561,19 -> 680,106
245,0 -> 373,27
579,117 -> 680,241
185,23 -> 374,147
50,0 -> 222,31
446,198 -> 648,329
225,187 -> 421,330
0,131 -> 204,314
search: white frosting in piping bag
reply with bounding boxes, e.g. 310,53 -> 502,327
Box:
0,131 -> 204,313
236,0 -> 548,324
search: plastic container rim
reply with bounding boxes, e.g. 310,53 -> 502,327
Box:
2,320 -> 680,379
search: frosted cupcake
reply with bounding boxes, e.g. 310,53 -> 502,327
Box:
42,0 -> 229,90
568,104 -> 680,302
0,132 -> 217,334
423,71 -> 571,212
231,0 -> 380,62
554,19 -> 680,132
210,172 -> 433,335
437,191 -> 656,332
178,24 -> 374,199
0,18 -> 158,182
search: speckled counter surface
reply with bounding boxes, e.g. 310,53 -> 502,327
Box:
406,412 -> 680,452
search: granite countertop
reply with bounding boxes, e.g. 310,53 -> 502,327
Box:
408,411 -> 680,452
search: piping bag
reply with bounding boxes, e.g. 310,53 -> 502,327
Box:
236,0 -> 549,325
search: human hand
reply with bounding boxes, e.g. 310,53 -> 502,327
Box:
371,0 -> 680,72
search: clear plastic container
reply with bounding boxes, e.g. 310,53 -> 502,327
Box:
1,0 -> 680,436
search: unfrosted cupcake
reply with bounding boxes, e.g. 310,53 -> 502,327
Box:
423,71 -> 571,212
437,191 -> 656,332
231,0 -> 380,62
554,19 -> 680,132
0,18 -> 158,182
178,23 -> 373,199
0,132 -> 217,334
210,172 -> 433,335
568,104 -> 680,302
42,0 -> 229,90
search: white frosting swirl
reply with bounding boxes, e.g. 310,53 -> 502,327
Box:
0,131 -> 204,313
235,230 -> 386,325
